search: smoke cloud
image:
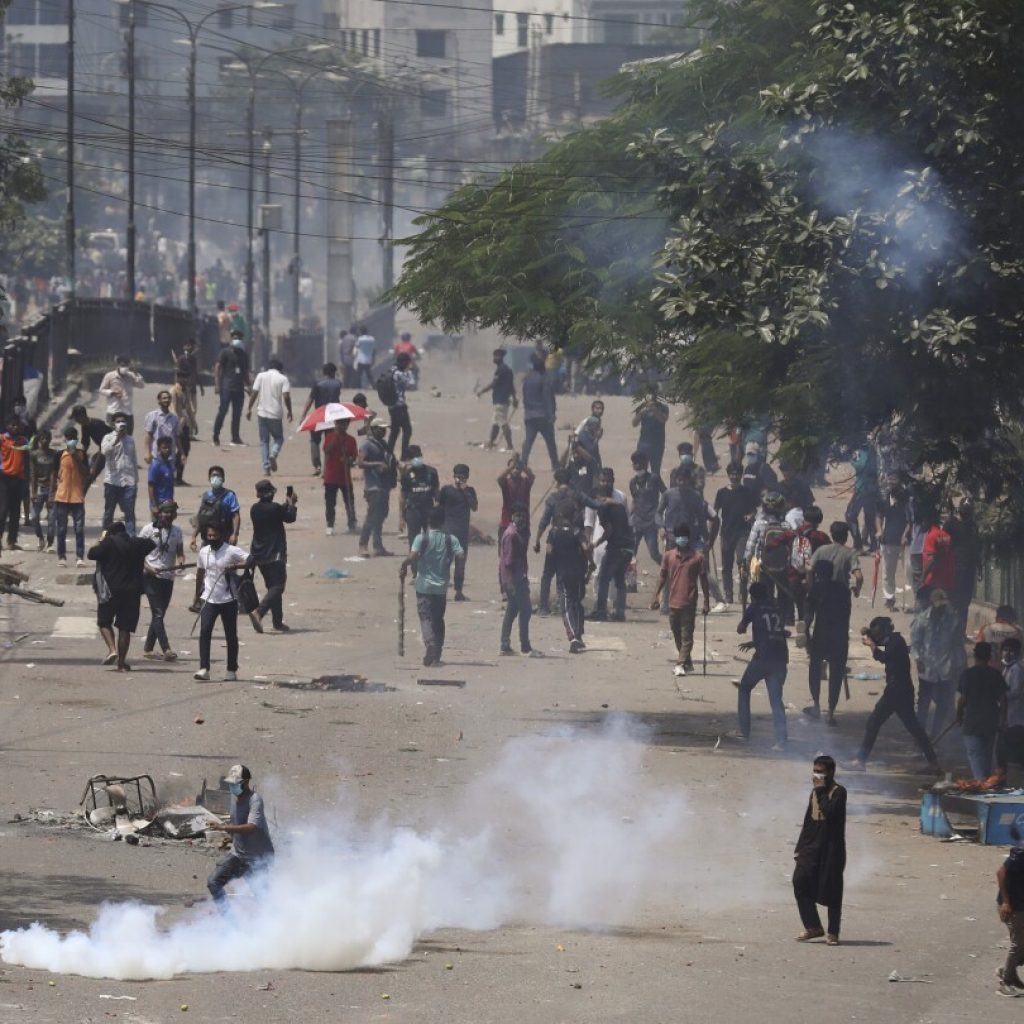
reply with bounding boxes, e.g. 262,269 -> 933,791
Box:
0,718 -> 824,980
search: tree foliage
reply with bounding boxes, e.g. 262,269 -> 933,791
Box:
390,0 -> 1024,513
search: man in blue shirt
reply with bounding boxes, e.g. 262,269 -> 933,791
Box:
147,436 -> 176,516
735,581 -> 789,748
401,506 -> 465,666
520,355 -> 560,472
206,764 -> 274,906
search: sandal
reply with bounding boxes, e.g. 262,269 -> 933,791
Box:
796,928 -> 824,942
826,934 -> 840,946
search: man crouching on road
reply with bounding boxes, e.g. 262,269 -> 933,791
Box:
206,764 -> 274,906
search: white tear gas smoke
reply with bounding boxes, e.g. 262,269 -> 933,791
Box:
0,718 -> 813,980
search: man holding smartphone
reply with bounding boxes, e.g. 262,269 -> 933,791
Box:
248,479 -> 298,633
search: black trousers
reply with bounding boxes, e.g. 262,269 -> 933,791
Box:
521,417 -> 560,471
808,634 -> 848,713
538,549 -> 556,612
324,483 -> 356,528
795,891 -> 842,937
143,575 -> 174,652
406,505 -> 429,547
199,600 -> 239,671
857,688 -> 937,764
256,561 -> 286,628
501,577 -> 533,652
387,405 -> 413,461
720,533 -> 747,604
0,475 -> 25,544
449,525 -> 469,593
558,574 -> 585,642
997,726 -> 1024,773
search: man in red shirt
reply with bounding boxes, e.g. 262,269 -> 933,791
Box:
498,455 -> 534,535
922,511 -> 956,595
321,419 -> 358,535
651,523 -> 711,675
0,413 -> 30,552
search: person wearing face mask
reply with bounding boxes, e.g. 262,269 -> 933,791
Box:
955,642 -> 1007,780
190,466 -> 241,554
499,504 -> 542,657
100,413 -> 139,535
53,426 -> 89,567
193,524 -> 251,681
740,441 -> 777,498
997,639 -> 1024,780
205,764 -> 274,906
911,587 -> 965,741
139,501 -> 184,661
399,445 -> 439,547
98,355 -> 145,433
651,524 -> 710,676
793,755 -> 847,946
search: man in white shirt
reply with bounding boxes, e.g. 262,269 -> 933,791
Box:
98,355 -> 145,433
193,523 -> 250,682
246,358 -> 292,475
138,500 -> 184,661
100,413 -> 139,535
354,325 -> 376,389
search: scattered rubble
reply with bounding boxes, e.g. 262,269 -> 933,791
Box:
273,674 -> 396,693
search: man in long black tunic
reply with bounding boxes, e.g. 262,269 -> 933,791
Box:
793,754 -> 847,945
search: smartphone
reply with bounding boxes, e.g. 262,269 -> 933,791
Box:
286,485 -> 294,498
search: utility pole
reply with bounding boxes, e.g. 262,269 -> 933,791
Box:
377,93 -> 395,294
326,118 -> 353,357
126,0 -> 136,300
58,0 -> 75,390
245,81 -> 256,359
291,94 -> 302,331
261,128 -> 273,352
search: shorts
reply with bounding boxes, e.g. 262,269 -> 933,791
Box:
97,591 -> 142,632
492,403 -> 511,427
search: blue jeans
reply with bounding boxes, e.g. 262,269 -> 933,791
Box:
917,677 -> 955,740
964,733 -> 995,780
53,501 -> 85,560
103,483 -> 137,535
257,417 -> 284,472
737,658 -> 788,744
213,389 -> 245,443
521,416 -> 560,471
31,493 -> 54,544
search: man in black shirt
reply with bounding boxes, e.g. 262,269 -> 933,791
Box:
714,462 -> 758,606
213,333 -> 250,446
89,521 -> 155,672
547,502 -> 589,652
629,451 -> 665,568
534,469 -> 582,615
803,560 -> 852,725
437,464 -> 478,600
299,362 -> 342,475
632,390 -> 669,478
849,616 -> 940,772
400,445 -> 439,546
957,642 -> 1007,780
477,348 -> 518,452
520,356 -> 559,472
591,484 -> 633,622
249,479 -> 297,632
778,461 -> 815,514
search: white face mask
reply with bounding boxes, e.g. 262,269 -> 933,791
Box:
411,457 -> 424,468
65,438 -> 78,450
210,476 -> 224,490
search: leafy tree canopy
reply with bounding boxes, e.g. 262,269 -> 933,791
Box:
390,0 -> 1024,514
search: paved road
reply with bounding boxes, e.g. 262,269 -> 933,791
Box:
0,358 -> 1013,1021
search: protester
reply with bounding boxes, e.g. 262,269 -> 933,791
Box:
357,418 -> 397,557
193,524 -> 250,681
54,426 -> 89,568
169,373 -> 193,483
354,325 -> 376,388
778,462 -> 814,514
584,466 -> 626,579
100,413 -> 139,535
848,616 -> 941,773
998,639 -> 1024,780
535,469 -> 581,615
877,473 -> 911,611
500,504 -> 541,657
955,642 -> 1005,780
845,442 -> 880,552
945,498 -> 981,624
803,561 -> 851,726
438,464 -> 478,601
714,462 -> 758,607
147,436 -> 176,516
0,413 -> 30,552
247,359 -> 292,475
996,825 -> 1024,996
206,764 -> 274,905
190,466 -> 241,553
591,480 -> 634,622
694,424 -> 720,474
88,520 -> 155,671
249,479 -> 298,633
920,508 -> 955,595
70,404 -> 110,455
143,389 -> 182,470
385,351 -> 417,460
520,354 -> 560,472
399,445 -> 439,546
401,505 -> 465,666
911,587 -> 964,740
138,501 -> 184,662
299,363 -> 342,476
979,606 -> 1024,649
547,501 -> 590,653
628,451 -> 665,568
632,389 -> 669,478
788,505 -> 830,621
338,327 -> 357,388
741,441 -> 778,495
28,429 -> 57,552
809,521 -> 864,596
322,418 -> 358,536
651,523 -> 710,675
212,331 -> 250,447
173,337 -> 202,437
98,355 -> 145,432
477,348 -> 518,451
498,455 -> 534,537
569,416 -> 603,495
793,755 -> 847,946
734,581 -> 789,748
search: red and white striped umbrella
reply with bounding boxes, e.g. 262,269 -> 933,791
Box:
298,402 -> 371,432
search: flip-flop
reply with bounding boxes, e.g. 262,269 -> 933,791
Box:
102,653 -> 117,666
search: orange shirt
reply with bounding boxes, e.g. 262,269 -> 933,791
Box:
0,434 -> 29,479
55,450 -> 88,504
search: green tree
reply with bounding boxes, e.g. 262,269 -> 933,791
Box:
391,0 -> 1024,515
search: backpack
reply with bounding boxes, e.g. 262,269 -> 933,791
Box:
375,370 -> 398,408
790,527 -> 815,575
196,490 -> 230,532
761,524 -> 793,574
